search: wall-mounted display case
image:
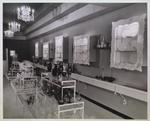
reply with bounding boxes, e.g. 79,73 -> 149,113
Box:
10,50 -> 15,57
35,43 -> 39,58
43,42 -> 49,60
49,39 -> 55,59
55,35 -> 68,62
111,14 -> 146,72
35,41 -> 43,58
73,34 -> 96,65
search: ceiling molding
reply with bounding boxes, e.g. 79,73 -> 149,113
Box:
22,3 -> 61,33
3,3 -> 60,34
26,3 -> 133,40
25,3 -> 87,35
4,35 -> 26,40
25,3 -> 87,36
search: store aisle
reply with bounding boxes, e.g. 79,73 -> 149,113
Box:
3,77 -> 33,118
3,76 -> 122,119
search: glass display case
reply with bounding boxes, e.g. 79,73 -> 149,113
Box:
43,42 -> 49,60
35,42 -> 39,58
49,39 -> 55,59
55,35 -> 69,62
110,14 -> 146,71
73,34 -> 96,65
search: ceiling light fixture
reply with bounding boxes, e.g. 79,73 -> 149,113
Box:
8,21 -> 20,32
17,6 -> 35,22
4,30 -> 14,37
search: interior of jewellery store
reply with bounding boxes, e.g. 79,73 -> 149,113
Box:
3,2 -> 148,119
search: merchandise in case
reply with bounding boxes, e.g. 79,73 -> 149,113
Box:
111,14 -> 146,71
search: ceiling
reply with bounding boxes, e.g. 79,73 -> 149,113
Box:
3,3 -> 61,34
3,3 -> 133,36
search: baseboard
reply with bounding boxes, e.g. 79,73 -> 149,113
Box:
77,92 -> 133,119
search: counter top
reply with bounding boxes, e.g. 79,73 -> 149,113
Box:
71,73 -> 147,102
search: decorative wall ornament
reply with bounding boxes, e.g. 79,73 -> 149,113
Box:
110,14 -> 146,72
97,35 -> 111,49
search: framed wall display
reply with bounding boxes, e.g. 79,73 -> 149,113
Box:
43,42 -> 49,60
35,42 -> 39,58
55,35 -> 63,61
110,14 -> 146,72
73,35 -> 90,65
49,39 -> 55,59
10,50 -> 15,56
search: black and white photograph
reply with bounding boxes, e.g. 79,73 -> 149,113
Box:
2,1 -> 149,120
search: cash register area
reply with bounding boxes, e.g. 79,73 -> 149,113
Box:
3,3 -> 147,119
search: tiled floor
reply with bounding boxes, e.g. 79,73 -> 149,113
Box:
3,76 -> 122,119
